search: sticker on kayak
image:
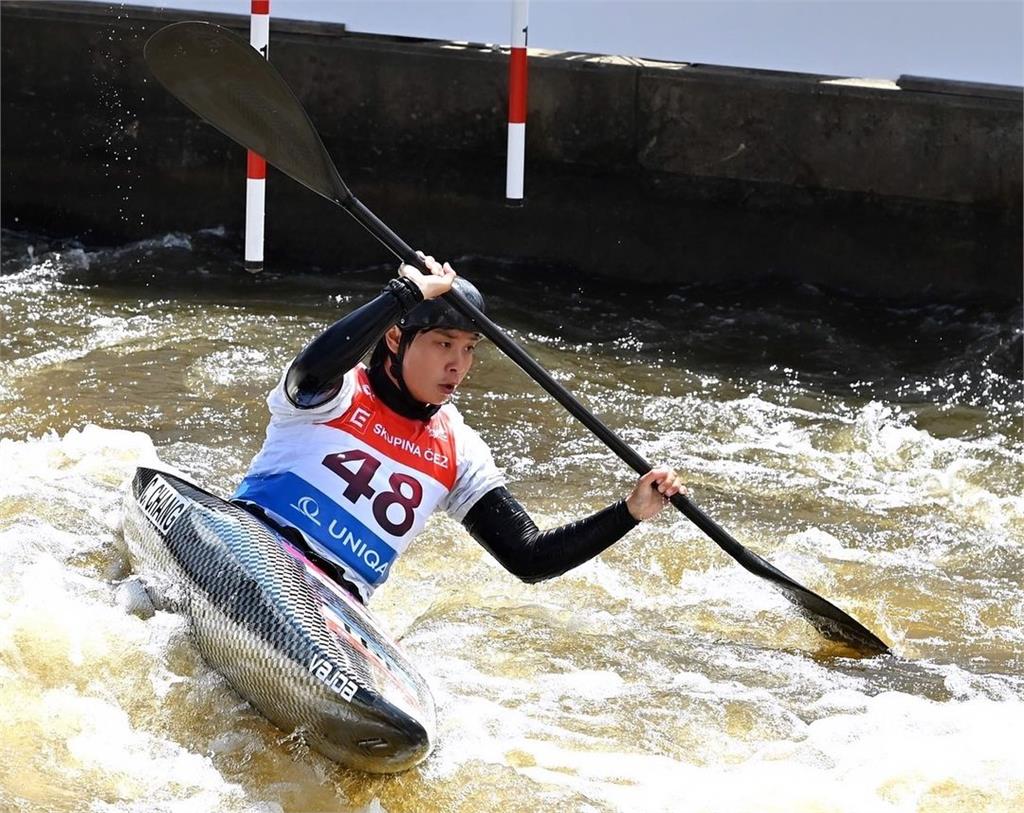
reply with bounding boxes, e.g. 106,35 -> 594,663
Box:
138,474 -> 189,535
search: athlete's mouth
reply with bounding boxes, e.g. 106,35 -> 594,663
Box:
439,383 -> 456,395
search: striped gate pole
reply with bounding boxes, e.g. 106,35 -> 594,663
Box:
245,0 -> 270,272
505,0 -> 529,203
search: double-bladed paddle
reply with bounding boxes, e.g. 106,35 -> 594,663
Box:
144,21 -> 890,655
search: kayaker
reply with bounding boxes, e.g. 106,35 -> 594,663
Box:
234,255 -> 684,603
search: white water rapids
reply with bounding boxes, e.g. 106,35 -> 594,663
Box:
1,230 -> 1022,812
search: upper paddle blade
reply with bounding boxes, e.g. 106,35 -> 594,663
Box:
144,21 -> 350,204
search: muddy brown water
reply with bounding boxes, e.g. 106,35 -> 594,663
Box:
1,228 -> 1022,812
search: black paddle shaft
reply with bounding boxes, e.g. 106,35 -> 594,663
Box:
145,21 -> 890,655
347,198 -> 891,654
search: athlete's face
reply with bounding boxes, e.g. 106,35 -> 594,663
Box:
386,327 -> 481,405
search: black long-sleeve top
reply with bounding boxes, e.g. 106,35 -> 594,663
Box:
284,279 -> 639,584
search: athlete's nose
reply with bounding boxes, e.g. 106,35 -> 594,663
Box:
448,350 -> 471,378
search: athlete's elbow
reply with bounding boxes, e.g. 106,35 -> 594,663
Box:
284,363 -> 308,406
506,561 -> 561,584
285,381 -> 321,410
515,569 -> 547,585
284,366 -> 337,410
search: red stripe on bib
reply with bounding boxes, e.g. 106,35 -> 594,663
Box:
324,369 -> 458,489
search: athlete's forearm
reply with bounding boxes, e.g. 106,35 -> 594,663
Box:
285,278 -> 423,408
462,487 -> 639,583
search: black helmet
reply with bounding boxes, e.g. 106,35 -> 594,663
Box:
367,276 -> 487,416
398,276 -> 486,335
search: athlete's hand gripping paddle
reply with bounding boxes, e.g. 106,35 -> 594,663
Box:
144,21 -> 890,655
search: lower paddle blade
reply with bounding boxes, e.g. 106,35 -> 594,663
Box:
738,541 -> 889,654
144,22 -> 350,205
673,494 -> 890,655
778,581 -> 890,655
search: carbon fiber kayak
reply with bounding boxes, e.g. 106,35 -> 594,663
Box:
120,466 -> 436,773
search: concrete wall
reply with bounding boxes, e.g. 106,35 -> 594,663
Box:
2,1 -> 1021,300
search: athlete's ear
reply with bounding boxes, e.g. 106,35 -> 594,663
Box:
384,326 -> 402,354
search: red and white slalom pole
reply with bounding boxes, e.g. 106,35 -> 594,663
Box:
245,0 -> 270,271
505,0 -> 528,203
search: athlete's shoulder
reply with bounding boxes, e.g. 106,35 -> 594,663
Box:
438,401 -> 471,431
438,401 -> 505,518
439,402 -> 492,453
350,363 -> 375,398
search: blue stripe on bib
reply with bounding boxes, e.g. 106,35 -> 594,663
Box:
234,472 -> 398,587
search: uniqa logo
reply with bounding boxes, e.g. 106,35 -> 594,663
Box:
289,495 -> 322,526
327,520 -> 390,578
